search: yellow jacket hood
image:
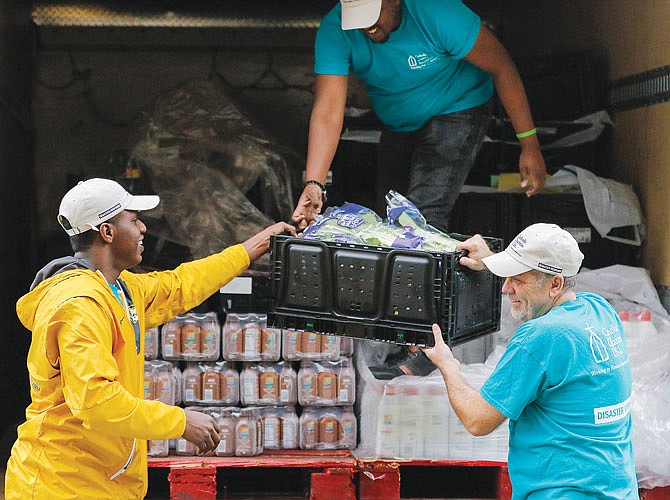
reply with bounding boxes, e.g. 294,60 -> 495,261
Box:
17,256 -> 93,332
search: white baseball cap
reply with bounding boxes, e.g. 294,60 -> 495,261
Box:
482,223 -> 584,277
340,0 -> 382,30
58,178 -> 159,236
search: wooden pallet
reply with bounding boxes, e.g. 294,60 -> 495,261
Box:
357,458 -> 511,500
148,453 -> 670,499
149,450 -> 357,500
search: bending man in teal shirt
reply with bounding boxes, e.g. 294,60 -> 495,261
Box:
292,0 -> 548,378
424,223 -> 639,499
292,0 -> 547,231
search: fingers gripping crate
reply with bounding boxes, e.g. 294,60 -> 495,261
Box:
267,235 -> 503,347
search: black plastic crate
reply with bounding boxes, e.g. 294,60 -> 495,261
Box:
267,235 -> 503,347
470,119 -> 612,180
448,191 -> 519,246
515,51 -> 600,122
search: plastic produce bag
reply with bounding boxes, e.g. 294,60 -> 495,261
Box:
303,194 -> 459,253
128,79 -> 302,264
302,203 -> 380,244
302,202 -> 424,249
576,265 -> 670,489
385,190 -> 460,252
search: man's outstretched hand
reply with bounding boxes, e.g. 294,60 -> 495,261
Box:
242,221 -> 297,262
291,184 -> 324,229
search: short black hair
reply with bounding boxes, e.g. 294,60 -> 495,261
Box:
69,230 -> 98,253
68,212 -> 122,252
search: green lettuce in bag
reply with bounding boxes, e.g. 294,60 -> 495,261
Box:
385,190 -> 460,252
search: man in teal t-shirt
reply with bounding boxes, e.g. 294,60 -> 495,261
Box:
292,0 -> 547,233
424,223 -> 639,499
292,0 -> 548,380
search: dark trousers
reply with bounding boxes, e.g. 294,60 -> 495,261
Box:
376,101 -> 491,232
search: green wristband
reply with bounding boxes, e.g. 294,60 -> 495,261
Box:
516,128 -> 537,139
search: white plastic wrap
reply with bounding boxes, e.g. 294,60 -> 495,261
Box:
128,79 -> 301,267
259,406 -> 300,450
147,439 -> 169,458
577,265 -> 670,489
282,330 -> 341,361
176,406 -> 263,457
160,312 -> 220,361
354,338 -> 508,462
222,313 -> 281,362
297,358 -> 356,406
144,327 -> 160,360
144,360 -> 178,406
182,361 -> 240,406
240,361 -> 297,406
299,406 -> 357,450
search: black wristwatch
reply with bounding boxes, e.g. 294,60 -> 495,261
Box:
304,180 -> 327,204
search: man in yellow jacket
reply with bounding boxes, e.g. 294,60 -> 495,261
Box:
5,178 -> 295,499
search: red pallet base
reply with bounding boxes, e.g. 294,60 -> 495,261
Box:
639,486 -> 670,500
149,453 -> 669,499
168,465 -> 217,500
357,459 -> 510,500
149,450 -> 357,500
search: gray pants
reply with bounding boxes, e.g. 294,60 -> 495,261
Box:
376,101 -> 491,232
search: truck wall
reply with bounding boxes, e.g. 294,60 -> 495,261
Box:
0,0 -> 35,452
495,0 -> 670,285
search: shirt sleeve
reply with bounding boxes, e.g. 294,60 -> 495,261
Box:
124,243 -> 250,329
432,0 -> 482,59
314,7 -> 351,76
480,335 -> 547,420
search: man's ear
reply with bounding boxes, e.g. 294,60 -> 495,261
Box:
549,274 -> 565,297
98,222 -> 114,243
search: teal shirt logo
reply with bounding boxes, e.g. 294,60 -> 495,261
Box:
407,53 -> 439,70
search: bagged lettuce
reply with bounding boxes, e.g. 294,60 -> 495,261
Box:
385,190 -> 460,252
302,202 -> 424,248
302,195 -> 459,253
358,224 -> 424,249
302,203 -> 381,244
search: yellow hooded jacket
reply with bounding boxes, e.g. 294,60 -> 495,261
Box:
5,244 -> 249,499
